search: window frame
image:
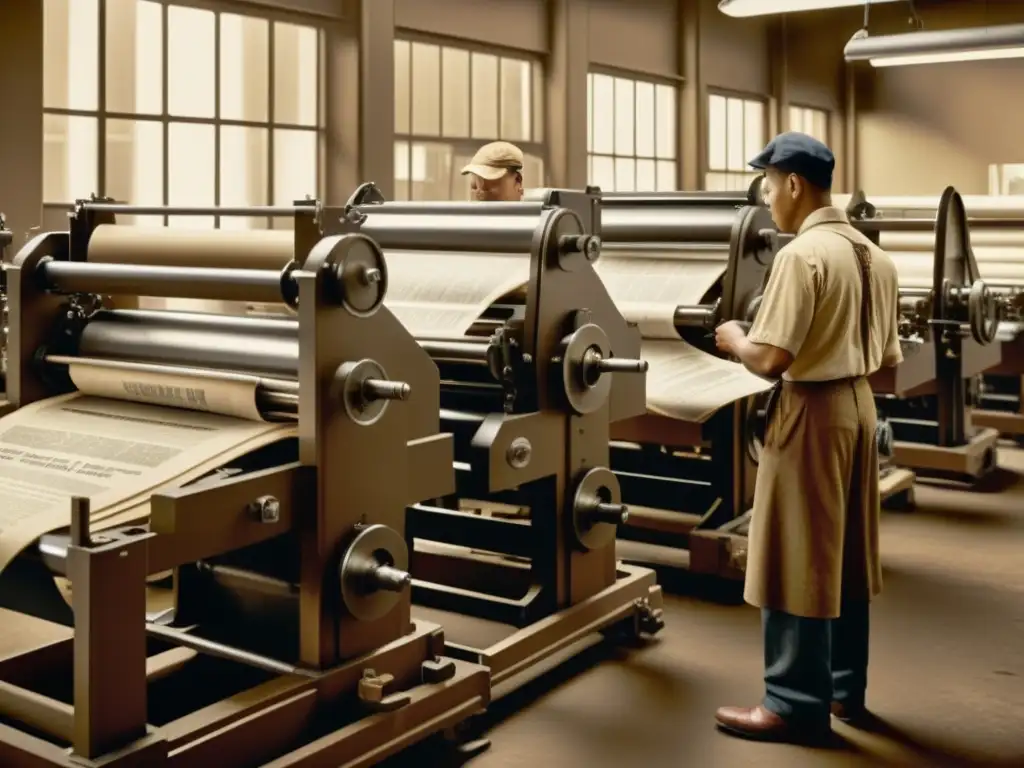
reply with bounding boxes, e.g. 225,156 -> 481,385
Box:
42,0 -> 327,228
586,66 -> 680,193
393,32 -> 547,201
704,88 -> 767,192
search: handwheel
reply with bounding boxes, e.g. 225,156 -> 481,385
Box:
968,279 -> 1000,346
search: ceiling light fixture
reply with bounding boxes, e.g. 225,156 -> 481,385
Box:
718,0 -> 900,18
844,23 -> 1024,67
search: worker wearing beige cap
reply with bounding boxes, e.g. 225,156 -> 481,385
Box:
460,141 -> 525,202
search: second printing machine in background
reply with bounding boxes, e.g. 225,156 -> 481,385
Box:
844,192 -> 1024,448
586,187 -> 916,581
838,188 -> 1008,482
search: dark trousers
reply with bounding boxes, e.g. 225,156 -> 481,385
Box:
761,600 -> 870,727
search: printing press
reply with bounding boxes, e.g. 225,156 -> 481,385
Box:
840,187 -> 1006,482
0,200 -> 494,767
847,193 -> 1024,447
589,189 -> 781,578
337,183 -> 665,690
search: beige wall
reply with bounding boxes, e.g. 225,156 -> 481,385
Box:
854,0 -> 1024,195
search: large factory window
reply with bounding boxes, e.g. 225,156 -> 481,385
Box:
586,73 -> 677,193
393,39 -> 546,200
42,0 -> 324,229
789,105 -> 828,144
706,93 -> 765,192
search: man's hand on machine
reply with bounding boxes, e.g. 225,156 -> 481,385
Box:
713,320 -> 750,355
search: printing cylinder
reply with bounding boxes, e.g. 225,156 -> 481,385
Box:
39,261 -> 288,303
86,224 -> 294,269
353,202 -> 545,217
79,310 -> 299,376
599,205 -> 741,243
353,211 -> 542,253
857,195 -> 1024,219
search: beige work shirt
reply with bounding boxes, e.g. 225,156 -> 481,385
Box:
746,206 -> 903,381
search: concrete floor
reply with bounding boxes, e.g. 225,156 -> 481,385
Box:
393,445 -> 1024,768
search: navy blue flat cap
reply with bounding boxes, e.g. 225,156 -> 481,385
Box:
749,131 -> 835,190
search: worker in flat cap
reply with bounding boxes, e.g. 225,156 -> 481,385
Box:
713,131 -> 903,744
461,141 -> 525,202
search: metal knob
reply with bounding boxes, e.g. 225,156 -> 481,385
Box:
362,378 -> 410,401
368,564 -> 412,592
559,234 -> 601,261
589,502 -> 629,525
360,266 -> 382,285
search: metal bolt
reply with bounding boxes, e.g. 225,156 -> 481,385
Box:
360,266 -> 382,285
248,495 -> 280,524
506,437 -> 532,469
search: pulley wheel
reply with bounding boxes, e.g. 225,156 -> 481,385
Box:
557,323 -> 613,415
875,419 -> 894,459
328,235 -> 389,315
339,524 -> 411,622
968,280 -> 1000,346
332,359 -> 390,426
571,467 -> 624,551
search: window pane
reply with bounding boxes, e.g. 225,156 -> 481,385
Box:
726,98 -> 745,171
591,74 -> 614,155
274,23 -> 318,127
168,123 -> 215,228
410,142 -> 453,201
532,62 -> 544,142
656,160 -> 676,191
708,95 -> 727,170
221,14 -> 269,123
499,58 -> 531,142
394,41 -> 411,134
220,126 -> 269,230
635,82 -> 655,158
44,0 -> 99,110
636,159 -> 656,192
43,114 -> 97,204
273,129 -> 317,228
615,157 -> 636,192
587,74 -> 594,153
441,47 -> 470,138
813,110 -> 828,143
168,5 -> 215,118
655,85 -> 676,160
471,53 -> 499,138
105,0 -> 162,115
590,155 -> 615,192
614,78 -> 634,156
744,100 -> 764,162
411,43 -> 441,136
105,119 -> 163,226
788,105 -> 802,133
394,141 -> 410,200
523,152 -> 545,189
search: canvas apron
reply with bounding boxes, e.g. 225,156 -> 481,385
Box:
744,226 -> 883,619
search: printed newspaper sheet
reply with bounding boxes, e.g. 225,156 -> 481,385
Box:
0,393 -> 295,573
382,250 -> 530,337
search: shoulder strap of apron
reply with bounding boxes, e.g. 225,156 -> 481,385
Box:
802,223 -> 873,373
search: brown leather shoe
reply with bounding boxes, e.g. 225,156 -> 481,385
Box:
715,705 -> 830,745
831,701 -> 867,724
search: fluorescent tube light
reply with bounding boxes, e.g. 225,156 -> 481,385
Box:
718,0 -> 900,17
845,23 -> 1024,67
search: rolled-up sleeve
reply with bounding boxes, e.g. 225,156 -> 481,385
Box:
746,249 -> 816,356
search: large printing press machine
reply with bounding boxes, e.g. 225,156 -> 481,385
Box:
834,188 -> 1015,480
0,195 -> 665,767
839,192 -> 1024,450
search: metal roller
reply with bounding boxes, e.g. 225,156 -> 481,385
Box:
38,260 -> 289,303
86,224 -> 294,269
349,209 -> 544,253
856,194 -> 1024,220
599,205 -> 742,243
349,201 -> 546,217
